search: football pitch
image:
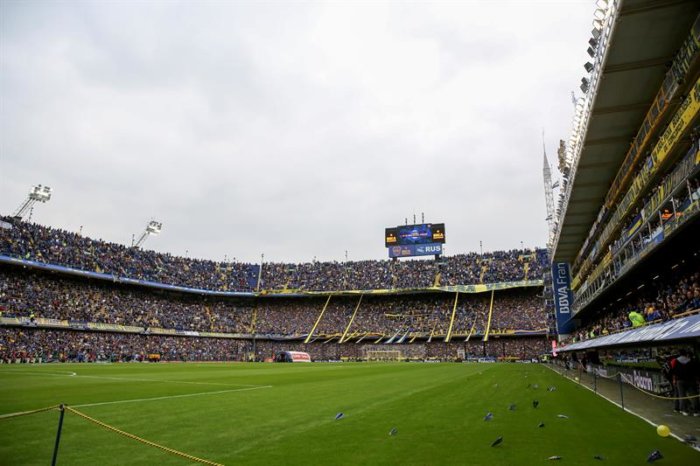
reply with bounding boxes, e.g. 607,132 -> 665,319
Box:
0,363 -> 697,465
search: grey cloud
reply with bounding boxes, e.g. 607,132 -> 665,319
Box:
1,0 -> 594,263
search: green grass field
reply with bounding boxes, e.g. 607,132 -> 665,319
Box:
0,362 -> 697,465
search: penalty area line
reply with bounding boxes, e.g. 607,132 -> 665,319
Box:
71,385 -> 273,408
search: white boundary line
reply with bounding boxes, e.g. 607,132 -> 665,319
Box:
0,385 -> 273,417
0,370 -> 259,387
0,370 -> 77,376
0,407 -> 57,420
544,365 -> 700,452
71,374 -> 261,387
71,385 -> 273,408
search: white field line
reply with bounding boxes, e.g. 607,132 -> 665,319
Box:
0,370 -> 77,376
0,385 -> 273,417
0,407 -> 57,420
0,370 -> 259,387
544,364 -> 700,452
71,374 -> 262,387
71,385 -> 273,408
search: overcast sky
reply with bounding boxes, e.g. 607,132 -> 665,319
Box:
0,0 -> 594,264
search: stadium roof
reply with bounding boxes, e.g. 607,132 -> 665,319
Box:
552,0 -> 700,264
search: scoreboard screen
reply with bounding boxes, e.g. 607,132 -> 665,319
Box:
385,223 -> 445,247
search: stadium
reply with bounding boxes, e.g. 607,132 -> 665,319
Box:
1,1 -> 700,465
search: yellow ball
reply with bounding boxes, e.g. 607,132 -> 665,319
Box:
575,377 -> 579,382
657,425 -> 670,437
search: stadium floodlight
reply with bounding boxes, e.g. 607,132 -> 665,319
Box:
596,0 -> 609,8
12,184 -> 53,220
592,18 -> 603,30
588,37 -> 598,48
584,62 -> 594,73
145,221 -> 162,235
593,8 -> 607,21
587,46 -> 596,58
580,77 -> 590,94
591,28 -> 602,40
133,220 -> 163,248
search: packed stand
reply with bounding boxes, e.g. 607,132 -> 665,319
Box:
1,217 -> 256,291
565,265 -> 700,344
314,300 -> 357,335
246,339 -> 547,362
489,289 -> 548,332
423,338 -> 547,360
318,292 -> 546,337
0,267 -> 253,333
1,217 -> 547,292
1,266 -> 548,338
262,249 -> 547,291
439,249 -> 548,286
0,327 -> 247,362
342,295 -> 452,336
253,299 -> 323,336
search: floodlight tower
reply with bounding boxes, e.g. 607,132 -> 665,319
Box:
12,185 -> 52,220
133,220 -> 163,248
542,139 -> 557,250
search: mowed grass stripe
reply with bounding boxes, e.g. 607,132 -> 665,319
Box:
0,363 -> 698,466
227,363 -> 488,458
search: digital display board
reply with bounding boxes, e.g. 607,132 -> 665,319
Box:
385,223 -> 445,247
388,243 -> 443,258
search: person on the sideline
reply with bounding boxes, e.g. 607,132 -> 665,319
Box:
670,349 -> 700,416
628,310 -> 645,328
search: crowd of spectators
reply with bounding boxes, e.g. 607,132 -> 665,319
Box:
246,339 -> 548,362
254,299 -> 325,336
0,268 -> 253,333
423,338 -> 547,360
1,217 -> 547,292
439,249 -> 548,285
489,290 -> 548,333
0,328 -> 247,363
261,249 -> 547,291
0,327 -> 548,363
0,218 -> 550,363
565,265 -> 700,344
1,267 -> 548,338
0,217 -> 256,291
254,292 -> 547,338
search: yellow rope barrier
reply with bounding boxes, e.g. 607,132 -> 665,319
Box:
65,407 -> 224,466
0,404 -> 60,420
558,366 -> 700,401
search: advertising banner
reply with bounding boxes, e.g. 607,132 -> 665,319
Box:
551,262 -> 575,334
388,243 -> 442,258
